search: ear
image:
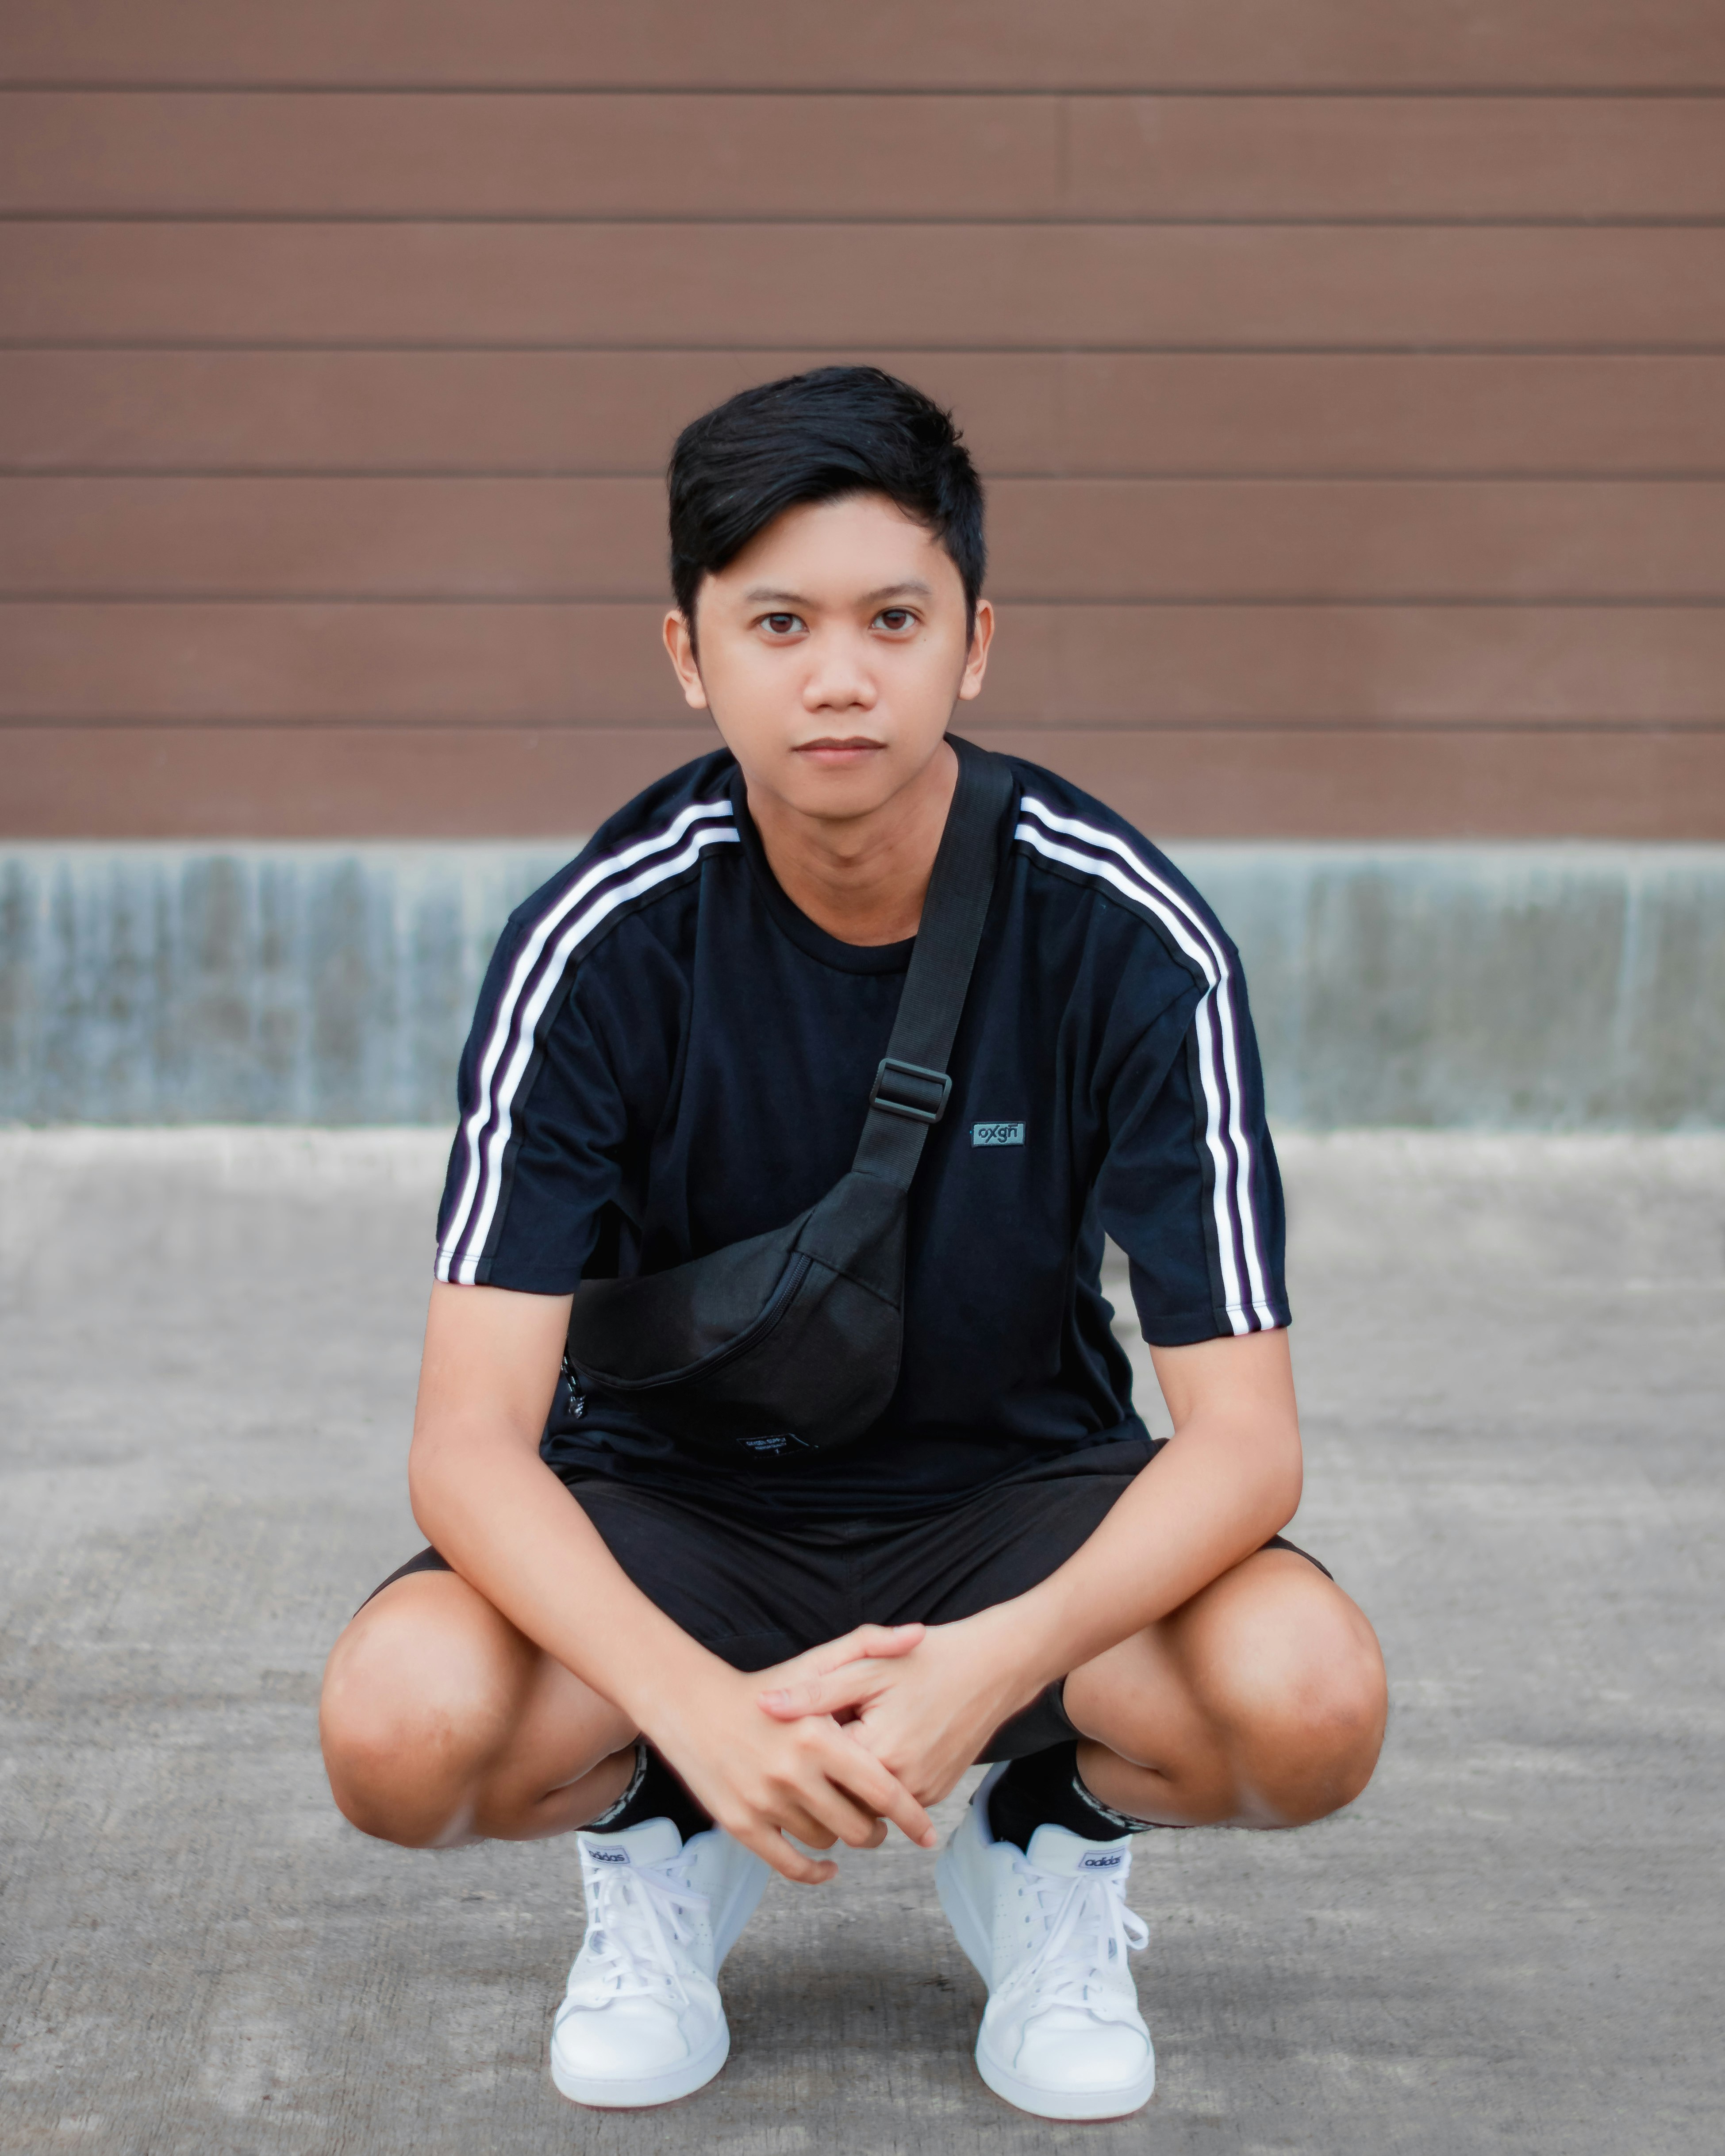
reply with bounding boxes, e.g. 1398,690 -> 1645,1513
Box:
663,609 -> 709,710
955,598 -> 995,704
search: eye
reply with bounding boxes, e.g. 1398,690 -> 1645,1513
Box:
758,612 -> 805,637
873,608 -> 917,633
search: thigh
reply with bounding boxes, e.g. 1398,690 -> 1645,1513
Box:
1065,1544 -> 1383,1761
323,1568 -> 638,1841
327,1564 -> 551,1743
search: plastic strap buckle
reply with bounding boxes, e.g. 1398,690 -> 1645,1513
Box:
868,1057 -> 952,1125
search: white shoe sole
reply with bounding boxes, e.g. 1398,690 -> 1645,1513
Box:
936,1798 -> 1156,2122
973,2045 -> 1156,2124
550,2020 -> 730,2110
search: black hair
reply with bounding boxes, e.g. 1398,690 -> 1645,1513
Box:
667,366 -> 985,638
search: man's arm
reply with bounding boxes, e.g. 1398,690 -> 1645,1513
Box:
758,1328 -> 1302,1799
407,1280 -> 935,1879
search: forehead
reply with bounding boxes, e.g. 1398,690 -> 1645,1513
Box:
715,492 -> 960,599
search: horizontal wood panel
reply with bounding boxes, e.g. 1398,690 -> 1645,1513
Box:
8,350 -> 1724,478
4,723 -> 1721,840
9,476 -> 1725,602
4,602 -> 1721,723
8,93 -> 1725,220
8,224 -> 1725,349
5,1 -> 1723,92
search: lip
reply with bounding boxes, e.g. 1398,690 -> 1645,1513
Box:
792,738 -> 884,763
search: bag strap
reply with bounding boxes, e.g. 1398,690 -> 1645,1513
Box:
849,736 -> 1016,1190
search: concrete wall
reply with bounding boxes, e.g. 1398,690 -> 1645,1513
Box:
4,843 -> 1721,1129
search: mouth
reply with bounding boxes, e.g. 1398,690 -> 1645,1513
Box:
793,737 -> 883,764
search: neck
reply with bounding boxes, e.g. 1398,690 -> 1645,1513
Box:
745,740 -> 960,946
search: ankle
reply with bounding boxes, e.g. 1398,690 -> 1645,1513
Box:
586,1742 -> 713,1845
987,1742 -> 1149,1851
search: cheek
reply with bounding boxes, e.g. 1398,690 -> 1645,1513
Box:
702,640 -> 796,709
890,636 -> 973,713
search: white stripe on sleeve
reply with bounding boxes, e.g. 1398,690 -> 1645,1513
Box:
437,802 -> 737,1284
1015,795 -> 1277,1331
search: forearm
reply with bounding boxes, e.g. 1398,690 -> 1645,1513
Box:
409,1423 -> 722,1737
989,1413 -> 1301,1697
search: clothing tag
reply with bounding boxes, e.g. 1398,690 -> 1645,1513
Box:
971,1121 -> 1026,1147
738,1432 -> 812,1456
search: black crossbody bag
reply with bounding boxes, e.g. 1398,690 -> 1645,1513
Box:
561,737 -> 1016,1460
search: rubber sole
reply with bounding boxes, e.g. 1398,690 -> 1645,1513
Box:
976,2048 -> 1156,2123
550,2021 -> 729,2110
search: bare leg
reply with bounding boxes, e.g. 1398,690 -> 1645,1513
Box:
321,1549 -> 1386,1851
1060,1549 -> 1388,1829
319,1571 -> 638,1847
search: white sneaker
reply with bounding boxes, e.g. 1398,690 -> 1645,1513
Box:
936,1763 -> 1155,2120
549,1815 -> 770,2108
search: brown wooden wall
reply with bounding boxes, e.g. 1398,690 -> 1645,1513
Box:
4,2 -> 1724,839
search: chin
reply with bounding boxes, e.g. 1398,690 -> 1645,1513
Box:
788,777 -> 899,824
776,748 -> 900,806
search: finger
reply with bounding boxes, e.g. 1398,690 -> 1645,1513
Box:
822,1620 -> 924,1666
731,1818 -> 837,1887
816,1726 -> 937,1849
759,1746 -> 893,1853
757,1658 -> 895,1721
780,1776 -> 895,1852
775,1623 -> 924,1687
781,1807 -> 838,1851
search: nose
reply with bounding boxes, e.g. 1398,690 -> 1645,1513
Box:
800,628 -> 876,716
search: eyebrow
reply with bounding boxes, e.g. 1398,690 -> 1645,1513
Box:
741,579 -> 934,605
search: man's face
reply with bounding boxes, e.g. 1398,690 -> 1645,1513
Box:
663,491 -> 992,823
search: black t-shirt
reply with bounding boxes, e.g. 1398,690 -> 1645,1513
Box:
435,748 -> 1289,1521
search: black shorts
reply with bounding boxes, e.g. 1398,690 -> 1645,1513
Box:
365,1436 -> 1330,1759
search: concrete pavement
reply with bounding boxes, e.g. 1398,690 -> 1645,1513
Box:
1,1128 -> 1721,2154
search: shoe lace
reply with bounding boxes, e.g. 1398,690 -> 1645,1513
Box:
577,1853 -> 711,2008
997,1855 -> 1150,2022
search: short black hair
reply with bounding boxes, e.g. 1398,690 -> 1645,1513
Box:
667,366 -> 986,636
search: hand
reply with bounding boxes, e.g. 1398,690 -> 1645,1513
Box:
757,1608 -> 1044,1807
645,1623 -> 939,1885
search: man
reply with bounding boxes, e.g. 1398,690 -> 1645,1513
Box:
319,367 -> 1386,2121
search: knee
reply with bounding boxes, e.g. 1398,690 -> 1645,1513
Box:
1268,1634 -> 1387,1821
1204,1585 -> 1388,1827
319,1598 -> 517,1847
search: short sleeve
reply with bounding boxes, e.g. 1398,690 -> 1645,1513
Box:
1094,948 -> 1290,1347
434,917 -> 631,1293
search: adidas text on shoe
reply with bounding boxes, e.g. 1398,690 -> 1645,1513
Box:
550,1815 -> 769,2109
936,1764 -> 1155,2121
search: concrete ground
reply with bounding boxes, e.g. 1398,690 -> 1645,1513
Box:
1,1129 -> 1721,2156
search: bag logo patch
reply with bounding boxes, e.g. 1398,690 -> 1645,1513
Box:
971,1121 -> 1025,1147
